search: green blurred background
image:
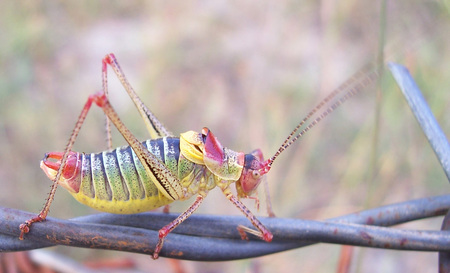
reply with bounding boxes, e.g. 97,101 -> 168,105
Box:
0,1 -> 449,272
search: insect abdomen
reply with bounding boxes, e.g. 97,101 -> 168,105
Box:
72,137 -> 181,214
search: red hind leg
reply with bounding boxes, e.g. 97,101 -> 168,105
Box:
19,91 -> 106,240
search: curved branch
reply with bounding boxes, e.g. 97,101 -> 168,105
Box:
1,195 -> 449,261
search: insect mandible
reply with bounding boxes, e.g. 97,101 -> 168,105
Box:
19,53 -> 378,259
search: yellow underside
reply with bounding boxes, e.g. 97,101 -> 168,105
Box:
70,191 -> 174,214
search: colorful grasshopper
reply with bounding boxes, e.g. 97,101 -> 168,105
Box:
19,53 -> 377,259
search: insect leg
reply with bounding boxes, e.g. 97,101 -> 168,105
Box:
221,187 -> 273,242
102,53 -> 112,150
89,92 -> 183,201
102,53 -> 173,139
19,91 -> 104,239
162,205 -> 170,214
102,53 -> 176,213
19,91 -> 183,239
152,195 -> 205,260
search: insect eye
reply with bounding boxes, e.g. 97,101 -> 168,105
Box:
252,170 -> 261,179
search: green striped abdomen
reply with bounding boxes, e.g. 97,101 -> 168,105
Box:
70,137 -> 214,214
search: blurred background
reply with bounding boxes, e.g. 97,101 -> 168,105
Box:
0,1 -> 449,272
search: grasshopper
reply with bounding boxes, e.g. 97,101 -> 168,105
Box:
19,53 -> 377,259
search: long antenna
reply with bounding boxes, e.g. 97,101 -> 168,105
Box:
263,66 -> 380,171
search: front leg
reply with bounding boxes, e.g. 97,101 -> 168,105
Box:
221,186 -> 273,242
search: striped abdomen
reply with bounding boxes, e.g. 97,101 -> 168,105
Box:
55,137 -> 217,214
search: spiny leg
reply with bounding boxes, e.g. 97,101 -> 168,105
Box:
102,54 -> 113,150
102,53 -> 173,139
88,92 -> 183,201
100,54 -> 182,205
19,92 -> 100,239
221,187 -> 273,242
20,91 -> 182,239
153,195 -> 205,260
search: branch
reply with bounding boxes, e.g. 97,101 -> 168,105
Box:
1,195 -> 449,261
